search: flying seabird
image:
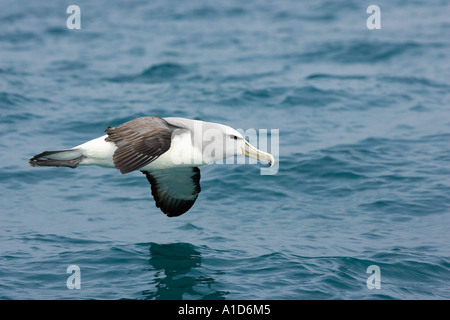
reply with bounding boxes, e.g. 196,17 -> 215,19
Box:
29,116 -> 274,217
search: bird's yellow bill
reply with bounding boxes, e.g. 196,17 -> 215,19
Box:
241,140 -> 275,167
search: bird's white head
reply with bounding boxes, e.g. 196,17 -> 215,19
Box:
207,123 -> 274,167
164,117 -> 274,167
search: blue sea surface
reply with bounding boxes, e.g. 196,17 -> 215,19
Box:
0,0 -> 449,300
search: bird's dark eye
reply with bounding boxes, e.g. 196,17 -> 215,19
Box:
230,135 -> 238,140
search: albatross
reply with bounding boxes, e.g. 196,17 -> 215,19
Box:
29,116 -> 274,217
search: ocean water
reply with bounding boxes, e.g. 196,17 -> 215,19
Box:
1,0 -> 449,300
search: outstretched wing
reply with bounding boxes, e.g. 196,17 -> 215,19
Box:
142,167 -> 201,217
105,116 -> 175,174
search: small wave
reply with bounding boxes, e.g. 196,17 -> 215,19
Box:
0,92 -> 32,108
238,87 -> 290,104
140,63 -> 187,78
107,62 -> 190,84
306,73 -> 368,81
273,10 -> 336,22
380,75 -> 450,89
18,232 -> 110,245
0,31 -> 40,44
359,197 -> 448,217
174,6 -> 219,20
48,60 -> 88,72
45,27 -> 68,36
281,86 -> 344,107
289,153 -> 366,178
298,40 -> 423,64
1,112 -> 42,125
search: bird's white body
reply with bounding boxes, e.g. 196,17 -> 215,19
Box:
76,131 -> 208,171
75,135 -> 116,168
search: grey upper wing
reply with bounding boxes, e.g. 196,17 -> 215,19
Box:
142,167 -> 201,217
105,116 -> 176,174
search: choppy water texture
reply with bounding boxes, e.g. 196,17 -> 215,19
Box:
1,0 -> 449,300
